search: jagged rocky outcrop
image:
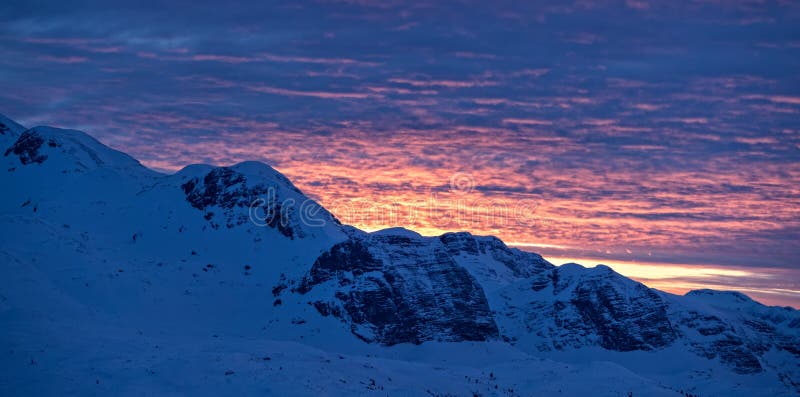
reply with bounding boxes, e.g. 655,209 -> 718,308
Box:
4,130 -> 58,165
179,163 -> 339,237
440,232 -> 553,280
416,232 -> 678,352
667,290 -> 800,377
293,229 -> 798,379
180,167 -> 296,235
549,264 -> 676,351
297,231 -> 500,345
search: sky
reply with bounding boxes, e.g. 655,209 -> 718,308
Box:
1,0 -> 799,307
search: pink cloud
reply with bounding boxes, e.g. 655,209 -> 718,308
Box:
365,86 -> 438,95
248,84 -> 376,99
764,95 -> 800,105
658,117 -> 709,124
38,55 -> 88,64
632,103 -> 664,111
742,94 -> 800,104
191,54 -> 254,63
502,118 -> 553,126
509,68 -> 551,78
260,53 -> 378,66
734,136 -> 779,145
388,78 -> 498,88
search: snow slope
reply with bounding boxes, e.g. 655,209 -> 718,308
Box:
1,114 -> 797,396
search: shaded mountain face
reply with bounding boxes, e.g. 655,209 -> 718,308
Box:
669,290 -> 800,375
543,264 -> 677,352
296,231 -> 500,345
289,226 -> 797,383
1,114 -> 798,395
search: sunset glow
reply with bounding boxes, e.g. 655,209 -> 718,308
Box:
542,256 -> 800,307
2,0 -> 798,307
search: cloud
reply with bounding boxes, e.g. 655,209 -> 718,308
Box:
248,84 -> 377,99
734,136 -> 779,145
259,53 -> 379,66
501,118 -> 553,126
37,55 -> 88,63
23,36 -> 123,53
190,54 -> 254,63
2,0 -> 799,307
388,78 -> 498,88
744,95 -> 800,105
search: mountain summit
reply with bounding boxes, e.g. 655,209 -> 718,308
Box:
1,114 -> 797,396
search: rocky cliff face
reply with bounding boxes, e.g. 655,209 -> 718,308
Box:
296,230 -> 500,345
431,239 -> 680,353
530,264 -> 677,352
669,290 -> 800,377
4,130 -> 56,165
175,161 -> 345,242
292,227 -> 798,385
182,167 -> 297,236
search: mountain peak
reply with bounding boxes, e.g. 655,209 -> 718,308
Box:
370,227 -> 422,238
176,161 -> 302,194
685,288 -> 759,305
3,122 -> 152,177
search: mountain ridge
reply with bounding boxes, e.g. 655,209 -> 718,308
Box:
2,113 -> 798,396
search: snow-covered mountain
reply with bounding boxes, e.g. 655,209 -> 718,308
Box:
1,114 -> 797,396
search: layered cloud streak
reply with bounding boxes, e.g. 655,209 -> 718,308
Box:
1,0 -> 798,305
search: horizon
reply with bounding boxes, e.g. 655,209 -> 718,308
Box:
1,0 -> 798,308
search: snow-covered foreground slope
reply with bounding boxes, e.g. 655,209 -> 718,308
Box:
1,114 -> 797,396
